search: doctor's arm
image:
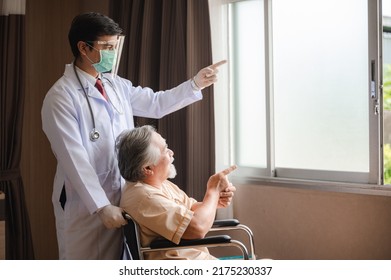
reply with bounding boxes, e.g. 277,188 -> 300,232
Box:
125,60 -> 227,119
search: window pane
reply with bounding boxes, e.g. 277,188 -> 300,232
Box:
272,0 -> 369,172
231,0 -> 266,168
383,0 -> 391,184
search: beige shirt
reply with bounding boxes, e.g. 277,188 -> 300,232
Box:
120,180 -> 217,260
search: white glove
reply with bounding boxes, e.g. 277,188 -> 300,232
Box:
97,205 -> 126,229
192,60 -> 227,90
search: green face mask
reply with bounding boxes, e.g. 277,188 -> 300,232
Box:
85,43 -> 117,73
92,49 -> 117,73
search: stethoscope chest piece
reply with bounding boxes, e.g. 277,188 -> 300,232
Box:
90,128 -> 100,141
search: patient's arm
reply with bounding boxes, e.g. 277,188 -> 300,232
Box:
181,165 -> 237,239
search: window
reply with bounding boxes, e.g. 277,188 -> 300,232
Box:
229,0 -> 267,169
211,0 -> 384,186
383,1 -> 391,183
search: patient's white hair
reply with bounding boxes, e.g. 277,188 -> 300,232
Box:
116,125 -> 161,182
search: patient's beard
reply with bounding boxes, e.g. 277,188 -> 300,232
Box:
168,164 -> 177,179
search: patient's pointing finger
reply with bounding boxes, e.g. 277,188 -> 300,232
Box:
220,165 -> 237,175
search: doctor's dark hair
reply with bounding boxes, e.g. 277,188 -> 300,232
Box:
116,125 -> 161,182
68,12 -> 122,58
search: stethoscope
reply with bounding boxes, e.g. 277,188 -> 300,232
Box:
73,63 -> 123,142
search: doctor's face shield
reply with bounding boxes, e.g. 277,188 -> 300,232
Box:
86,35 -> 125,76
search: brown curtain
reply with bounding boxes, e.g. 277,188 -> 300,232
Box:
0,13 -> 34,259
110,0 -> 215,200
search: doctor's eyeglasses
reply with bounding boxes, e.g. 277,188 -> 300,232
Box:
86,40 -> 119,50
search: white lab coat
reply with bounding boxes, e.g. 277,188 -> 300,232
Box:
41,63 -> 202,259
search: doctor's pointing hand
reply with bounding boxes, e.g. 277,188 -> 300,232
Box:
192,60 -> 227,90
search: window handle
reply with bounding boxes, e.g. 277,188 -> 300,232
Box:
370,60 -> 376,99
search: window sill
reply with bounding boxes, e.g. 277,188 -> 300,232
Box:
231,175 -> 391,197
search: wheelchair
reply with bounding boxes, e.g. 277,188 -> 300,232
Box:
122,212 -> 256,260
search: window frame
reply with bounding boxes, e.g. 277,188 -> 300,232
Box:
211,0 -> 391,194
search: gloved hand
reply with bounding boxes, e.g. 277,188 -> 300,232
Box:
97,204 -> 127,229
193,60 -> 227,90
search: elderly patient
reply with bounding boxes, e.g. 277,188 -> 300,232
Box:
116,125 -> 237,260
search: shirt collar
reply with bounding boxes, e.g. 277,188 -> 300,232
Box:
74,64 -> 99,85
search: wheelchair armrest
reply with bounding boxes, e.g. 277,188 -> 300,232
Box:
150,235 -> 232,249
211,219 -> 256,260
213,219 -> 240,227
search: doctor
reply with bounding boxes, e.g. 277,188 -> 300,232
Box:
41,12 -> 226,260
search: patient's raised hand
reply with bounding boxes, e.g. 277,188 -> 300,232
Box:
207,165 -> 237,193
